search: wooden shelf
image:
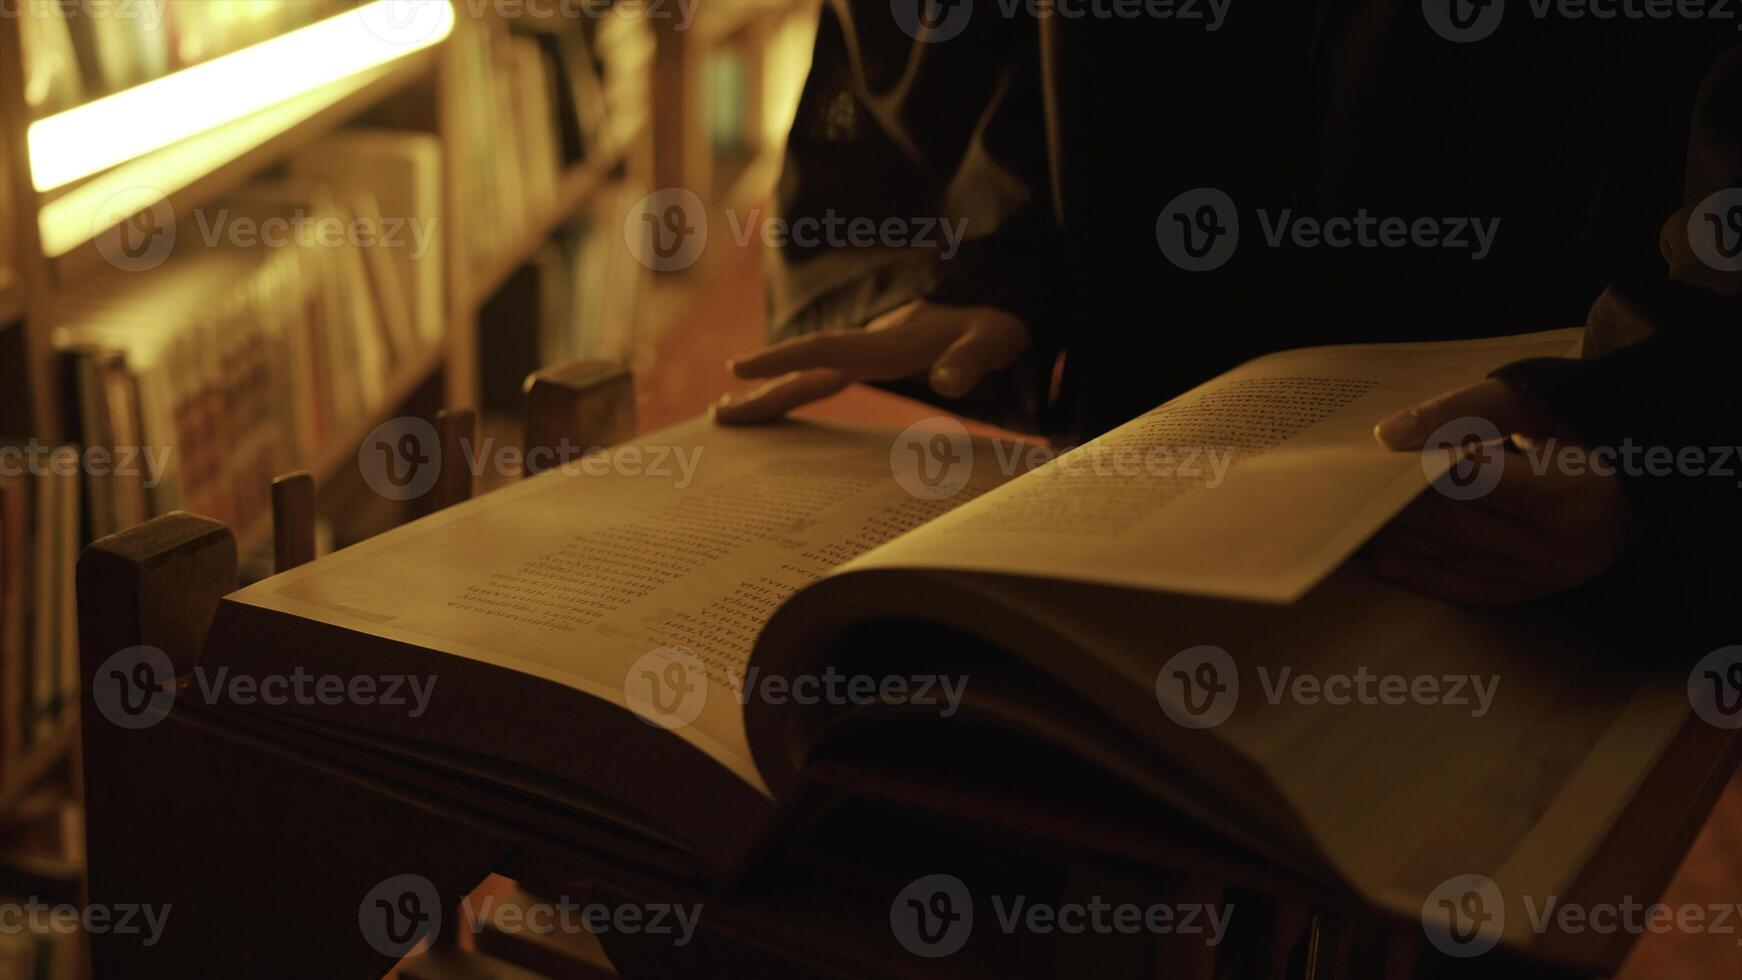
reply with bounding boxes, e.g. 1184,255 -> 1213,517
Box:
465,137 -> 633,313
41,45 -> 442,276
0,270 -> 20,326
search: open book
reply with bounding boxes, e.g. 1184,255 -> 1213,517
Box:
205,329 -> 1705,965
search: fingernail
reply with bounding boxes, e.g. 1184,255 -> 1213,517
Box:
717,393 -> 737,407
931,366 -> 962,396
1374,410 -> 1421,451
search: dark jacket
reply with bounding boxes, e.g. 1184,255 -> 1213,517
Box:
768,0 -> 1742,627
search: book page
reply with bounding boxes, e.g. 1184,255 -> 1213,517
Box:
228,418 -> 1018,793
850,330 -> 1583,603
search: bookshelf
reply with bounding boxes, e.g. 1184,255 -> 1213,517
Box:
464,117 -> 641,315
0,2 -> 663,947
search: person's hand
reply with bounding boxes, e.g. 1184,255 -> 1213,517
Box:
1370,379 -> 1637,605
713,300 -> 1031,424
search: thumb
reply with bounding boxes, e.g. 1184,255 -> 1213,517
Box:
1374,379 -> 1559,451
928,313 -> 1031,399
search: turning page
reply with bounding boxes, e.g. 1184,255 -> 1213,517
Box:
853,330 -> 1583,602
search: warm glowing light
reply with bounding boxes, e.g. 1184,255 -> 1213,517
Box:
28,0 -> 455,193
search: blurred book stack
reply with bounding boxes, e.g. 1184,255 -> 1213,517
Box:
453,11 -> 653,277
17,0 -> 356,119
0,448 -> 79,781
536,183 -> 649,368
452,16 -> 566,271
52,141 -> 442,543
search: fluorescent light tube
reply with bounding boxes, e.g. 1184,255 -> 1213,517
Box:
28,0 -> 455,193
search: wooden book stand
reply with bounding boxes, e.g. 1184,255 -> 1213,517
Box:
73,360 -> 1739,979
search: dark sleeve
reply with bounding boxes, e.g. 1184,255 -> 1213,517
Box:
1491,46 -> 1742,630
765,0 -> 1067,432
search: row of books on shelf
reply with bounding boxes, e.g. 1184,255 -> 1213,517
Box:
0,445 -> 78,788
50,127 -> 444,543
536,181 -> 651,368
453,9 -> 652,274
19,0 -> 356,118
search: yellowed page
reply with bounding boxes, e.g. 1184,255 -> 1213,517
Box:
851,330 -> 1583,603
228,418 -> 1016,793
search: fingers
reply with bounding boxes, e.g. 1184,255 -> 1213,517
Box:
929,315 -> 1031,398
712,368 -> 851,425
1374,379 -> 1559,451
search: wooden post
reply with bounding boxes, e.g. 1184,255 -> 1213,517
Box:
435,409 -> 476,509
271,472 -> 316,573
76,513 -> 512,976
521,359 -> 636,476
